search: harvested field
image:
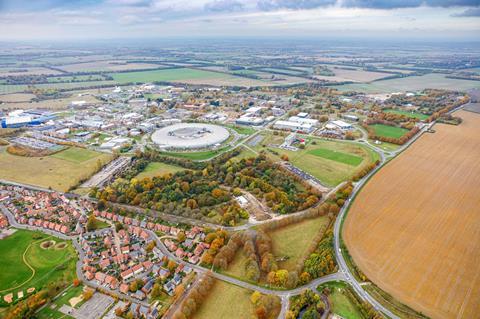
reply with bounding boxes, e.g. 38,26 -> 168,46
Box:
0,93 -> 36,103
336,74 -> 480,93
343,110 -> 480,319
0,146 -> 112,192
313,66 -> 391,83
0,92 -> 100,110
0,67 -> 62,77
58,61 -> 161,73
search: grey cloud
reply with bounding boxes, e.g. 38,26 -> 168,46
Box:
452,7 -> 480,15
205,0 -> 244,12
257,0 -> 336,10
343,0 -> 480,9
256,0 -> 480,10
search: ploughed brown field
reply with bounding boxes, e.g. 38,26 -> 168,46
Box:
343,110 -> 480,319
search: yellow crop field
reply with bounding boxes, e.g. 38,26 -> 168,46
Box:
343,110 -> 480,319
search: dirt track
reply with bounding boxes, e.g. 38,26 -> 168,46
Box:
343,110 -> 480,319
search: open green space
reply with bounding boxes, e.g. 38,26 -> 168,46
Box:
158,147 -> 229,161
51,147 -> 104,163
194,280 -> 255,319
270,216 -> 330,271
110,68 -> 235,83
225,124 -> 256,135
37,284 -> 85,319
253,133 -> 380,187
369,124 -> 409,139
307,148 -> 363,166
368,139 -> 400,152
0,146 -> 112,192
384,109 -> 429,120
135,162 -> 186,179
0,230 -> 77,305
231,146 -> 258,161
317,282 -> 364,319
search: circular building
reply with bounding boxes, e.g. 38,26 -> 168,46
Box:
151,123 -> 230,150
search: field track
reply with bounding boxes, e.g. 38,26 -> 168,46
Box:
343,110 -> 480,319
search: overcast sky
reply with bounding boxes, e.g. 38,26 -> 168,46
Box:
1,0 -> 479,41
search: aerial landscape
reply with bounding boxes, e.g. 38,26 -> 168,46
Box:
0,1 -> 479,319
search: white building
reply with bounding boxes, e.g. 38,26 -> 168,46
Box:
328,120 -> 352,130
274,120 -> 314,133
236,116 -> 264,126
288,116 -> 319,126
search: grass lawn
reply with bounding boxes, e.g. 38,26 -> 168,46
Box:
368,139 -> 400,152
194,281 -> 255,319
317,282 -> 364,319
135,162 -> 185,179
90,218 -> 110,230
0,230 -> 77,304
222,250 -> 249,280
159,147 -> 229,161
231,146 -> 257,161
383,109 -> 429,120
270,216 -> 330,271
369,124 -> 409,139
307,148 -> 363,166
253,133 -> 380,187
225,124 -> 256,135
37,284 -> 85,319
0,147 -> 112,192
51,147 -> 103,163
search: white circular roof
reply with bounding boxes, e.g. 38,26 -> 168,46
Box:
151,123 -> 230,149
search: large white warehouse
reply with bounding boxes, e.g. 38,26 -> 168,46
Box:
151,123 -> 230,150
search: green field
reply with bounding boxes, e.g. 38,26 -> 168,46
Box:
368,139 -> 400,152
270,216 -> 330,271
135,162 -> 185,179
225,125 -> 256,135
318,282 -> 364,319
194,281 -> 255,319
369,124 -> 409,139
0,230 -> 77,305
336,73 -> 480,93
37,284 -> 84,319
0,146 -> 112,192
253,133 -> 380,187
384,109 -> 429,120
159,147 -> 229,161
307,148 -> 363,166
51,147 -> 104,163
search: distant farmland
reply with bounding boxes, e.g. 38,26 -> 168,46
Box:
110,68 -> 268,86
343,110 -> 480,319
336,73 -> 480,93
